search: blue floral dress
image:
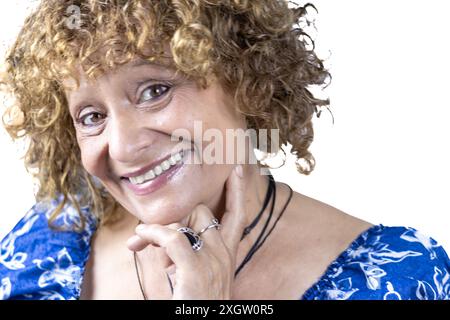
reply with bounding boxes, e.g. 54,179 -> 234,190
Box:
1,200 -> 449,300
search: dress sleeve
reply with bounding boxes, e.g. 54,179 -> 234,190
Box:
0,200 -> 96,300
376,227 -> 450,300
302,225 -> 450,300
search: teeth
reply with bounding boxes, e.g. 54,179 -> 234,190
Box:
161,160 -> 170,170
154,165 -> 163,176
144,170 -> 155,181
128,150 -> 185,185
135,175 -> 144,184
174,152 -> 182,161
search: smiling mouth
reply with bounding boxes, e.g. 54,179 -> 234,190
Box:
120,149 -> 185,185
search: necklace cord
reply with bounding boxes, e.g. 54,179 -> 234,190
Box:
250,182 -> 293,257
241,174 -> 275,240
235,175 -> 276,276
133,250 -> 147,300
166,272 -> 174,294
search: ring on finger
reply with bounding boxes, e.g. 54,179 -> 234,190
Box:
197,218 -> 221,236
177,227 -> 203,251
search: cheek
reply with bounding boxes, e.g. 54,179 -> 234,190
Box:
77,139 -> 107,179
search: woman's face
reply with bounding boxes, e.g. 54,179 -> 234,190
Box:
64,58 -> 247,224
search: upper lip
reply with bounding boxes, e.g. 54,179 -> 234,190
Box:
120,150 -> 184,179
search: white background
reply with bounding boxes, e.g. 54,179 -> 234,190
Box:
1,1 -> 449,251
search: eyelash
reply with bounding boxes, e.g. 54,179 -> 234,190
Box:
75,83 -> 172,128
138,83 -> 171,104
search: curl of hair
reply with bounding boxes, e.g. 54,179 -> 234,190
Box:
1,0 -> 330,230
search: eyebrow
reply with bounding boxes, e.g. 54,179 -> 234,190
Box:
129,59 -> 168,70
127,59 -> 180,79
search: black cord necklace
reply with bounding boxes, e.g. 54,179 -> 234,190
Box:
133,173 -> 292,299
133,248 -> 148,300
240,174 -> 275,240
236,174 -> 275,276
236,179 -> 293,276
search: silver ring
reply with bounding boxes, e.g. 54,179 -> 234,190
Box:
198,218 -> 221,236
177,227 -> 203,251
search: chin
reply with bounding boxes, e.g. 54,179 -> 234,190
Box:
118,191 -> 199,225
140,204 -> 193,225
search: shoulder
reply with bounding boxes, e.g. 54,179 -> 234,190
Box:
302,225 -> 450,300
0,198 -> 97,300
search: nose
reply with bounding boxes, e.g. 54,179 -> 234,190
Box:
107,109 -> 156,163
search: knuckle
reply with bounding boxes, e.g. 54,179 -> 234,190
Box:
137,224 -> 152,235
169,222 -> 183,230
194,203 -> 210,215
168,233 -> 183,245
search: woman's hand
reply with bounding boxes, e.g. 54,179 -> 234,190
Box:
126,165 -> 246,299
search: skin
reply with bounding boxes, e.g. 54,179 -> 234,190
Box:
64,57 -> 373,299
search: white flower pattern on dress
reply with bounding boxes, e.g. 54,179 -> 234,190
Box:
32,248 -> 82,290
432,265 -> 450,300
323,277 -> 359,300
415,279 -> 437,300
44,199 -> 83,230
383,281 -> 402,300
0,199 -> 96,300
400,228 -> 442,260
302,225 -> 450,300
0,277 -> 11,300
36,290 -> 66,300
356,262 -> 387,290
0,212 -> 39,270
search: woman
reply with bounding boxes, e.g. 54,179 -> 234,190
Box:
1,0 -> 449,300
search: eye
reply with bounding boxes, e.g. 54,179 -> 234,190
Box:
78,111 -> 105,127
138,84 -> 170,104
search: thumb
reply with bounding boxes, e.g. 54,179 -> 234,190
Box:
220,165 -> 247,254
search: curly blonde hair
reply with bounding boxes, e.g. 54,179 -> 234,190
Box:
1,0 -> 330,230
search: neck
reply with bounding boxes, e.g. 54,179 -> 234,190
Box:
206,164 -> 271,219
205,164 -> 277,276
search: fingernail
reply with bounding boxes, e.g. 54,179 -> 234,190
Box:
136,224 -> 145,232
235,165 -> 243,178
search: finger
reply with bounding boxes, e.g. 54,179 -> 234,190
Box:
126,234 -> 151,252
220,165 -> 247,254
126,222 -> 184,252
134,224 -> 197,268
